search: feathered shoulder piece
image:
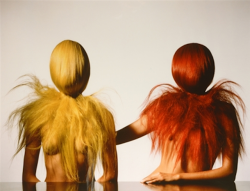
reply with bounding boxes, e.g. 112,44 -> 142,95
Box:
8,75 -> 116,182
141,80 -> 245,172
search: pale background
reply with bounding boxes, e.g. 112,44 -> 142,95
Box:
1,0 -> 250,182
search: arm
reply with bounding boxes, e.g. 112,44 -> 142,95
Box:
142,149 -> 237,184
178,149 -> 238,181
22,140 -> 41,182
97,139 -> 118,182
116,115 -> 151,145
97,148 -> 118,182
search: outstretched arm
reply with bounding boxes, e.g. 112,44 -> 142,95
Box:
22,140 -> 41,182
116,115 -> 151,145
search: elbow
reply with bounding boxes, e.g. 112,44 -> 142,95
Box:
97,166 -> 118,182
22,174 -> 30,182
22,174 -> 40,182
221,168 -> 236,182
105,170 -> 118,182
97,174 -> 117,183
106,175 -> 118,182
227,171 -> 236,182
220,156 -> 238,182
222,175 -> 235,182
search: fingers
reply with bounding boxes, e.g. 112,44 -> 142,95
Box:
141,173 -> 163,184
141,174 -> 153,183
141,172 -> 179,184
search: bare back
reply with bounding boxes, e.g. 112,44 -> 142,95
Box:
148,138 -> 218,177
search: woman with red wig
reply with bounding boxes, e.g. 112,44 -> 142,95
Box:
116,43 -> 245,183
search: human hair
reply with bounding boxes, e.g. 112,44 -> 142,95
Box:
50,40 -> 90,97
8,40 -> 117,182
172,43 -> 215,94
141,43 -> 245,172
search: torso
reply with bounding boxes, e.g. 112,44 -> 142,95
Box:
41,124 -> 90,182
44,152 -> 89,182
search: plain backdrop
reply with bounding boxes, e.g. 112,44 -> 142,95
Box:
1,0 -> 250,182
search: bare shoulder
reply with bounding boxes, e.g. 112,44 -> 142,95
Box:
216,101 -> 238,124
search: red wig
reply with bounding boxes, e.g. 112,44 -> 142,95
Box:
172,43 -> 214,94
141,43 -> 244,172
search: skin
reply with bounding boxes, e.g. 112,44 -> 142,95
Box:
116,115 -> 238,184
22,140 -> 41,182
22,139 -> 117,182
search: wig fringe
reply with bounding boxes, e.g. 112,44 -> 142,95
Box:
8,75 -> 117,182
141,80 -> 245,172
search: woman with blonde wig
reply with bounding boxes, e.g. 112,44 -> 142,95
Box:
116,43 -> 245,183
8,40 -> 117,183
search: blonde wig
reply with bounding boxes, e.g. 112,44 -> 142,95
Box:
50,40 -> 90,97
8,40 -> 117,182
